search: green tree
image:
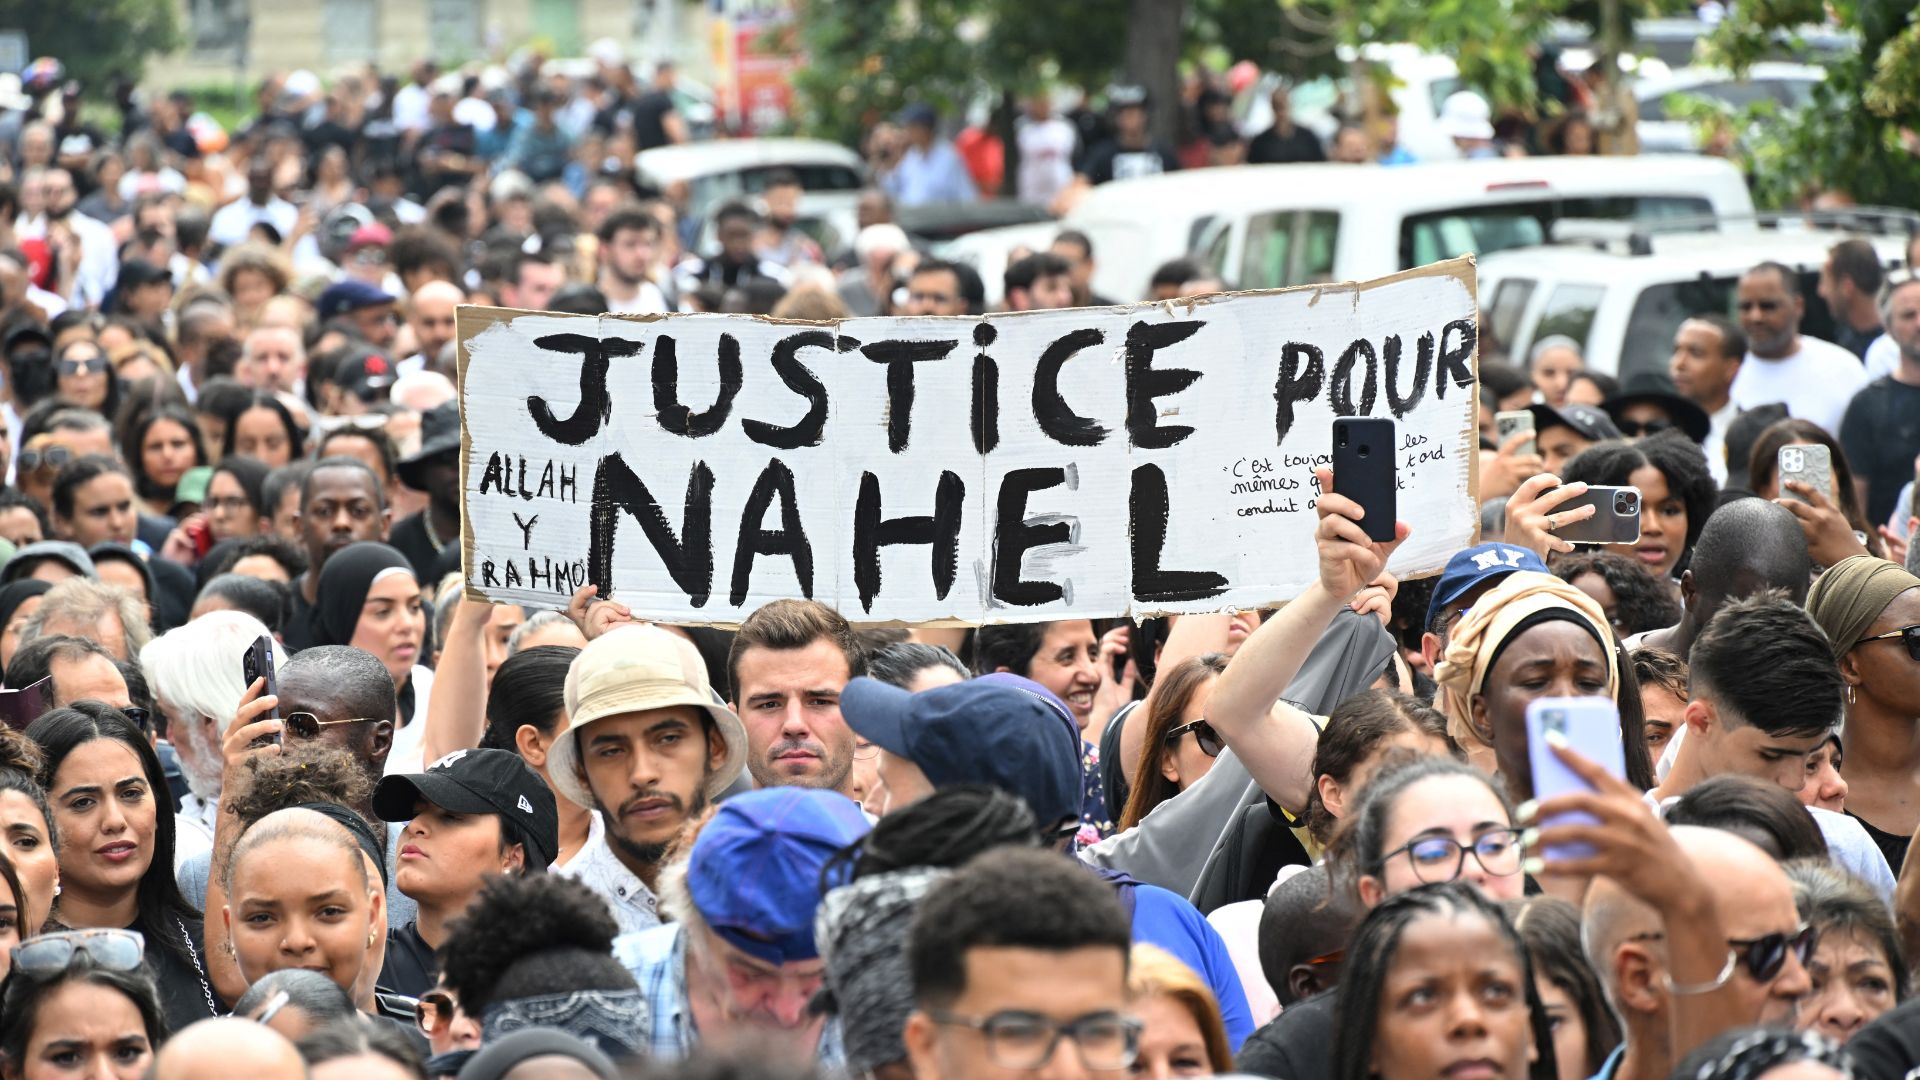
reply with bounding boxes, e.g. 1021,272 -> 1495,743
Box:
0,0 -> 182,92
1702,0 -> 1920,208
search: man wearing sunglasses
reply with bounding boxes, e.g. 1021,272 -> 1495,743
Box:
5,633 -> 132,713
1583,826 -> 1814,1080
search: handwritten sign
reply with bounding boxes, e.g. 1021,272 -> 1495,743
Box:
457,257 -> 1481,624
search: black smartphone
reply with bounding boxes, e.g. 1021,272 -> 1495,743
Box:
242,635 -> 280,746
1551,485 -> 1642,545
1331,417 -> 1397,542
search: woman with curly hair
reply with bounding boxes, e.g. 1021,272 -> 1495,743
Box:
438,874 -> 646,1061
217,244 -> 293,332
1551,551 -> 1682,641
1561,430 -> 1718,587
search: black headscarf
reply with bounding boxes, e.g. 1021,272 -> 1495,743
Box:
0,579 -> 52,636
314,541 -> 415,647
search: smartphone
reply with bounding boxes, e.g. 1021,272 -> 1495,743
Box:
0,676 -> 52,731
185,517 -> 213,560
242,635 -> 280,746
1779,444 -> 1834,506
1331,418 -> 1397,543
1495,410 -> 1536,458
1526,696 -> 1627,861
1551,485 -> 1642,545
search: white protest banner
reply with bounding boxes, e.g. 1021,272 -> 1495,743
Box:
458,257 -> 1480,624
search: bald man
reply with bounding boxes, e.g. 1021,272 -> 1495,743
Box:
1582,826 -> 1812,1080
153,1017 -> 308,1080
404,279 -> 464,377
237,324 -> 308,397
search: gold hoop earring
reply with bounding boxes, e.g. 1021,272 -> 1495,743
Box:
1847,684 -> 1857,706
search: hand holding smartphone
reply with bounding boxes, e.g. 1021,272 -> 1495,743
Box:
1547,486 -> 1642,545
1526,697 -> 1627,861
242,635 -> 280,747
1331,418 -> 1397,543
1495,410 -> 1536,458
1778,444 -> 1835,506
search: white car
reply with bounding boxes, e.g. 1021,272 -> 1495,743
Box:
634,138 -> 866,220
1634,62 -> 1825,154
1478,220 -> 1912,378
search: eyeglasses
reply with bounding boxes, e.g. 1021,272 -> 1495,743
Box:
57,357 -> 107,377
1382,828 -> 1524,885
1728,924 -> 1817,983
853,740 -> 879,761
283,712 -> 378,740
254,989 -> 293,1025
120,706 -> 151,732
928,1009 -> 1141,1072
416,989 -> 459,1037
1163,719 -> 1224,758
1857,624 -> 1920,662
17,445 -> 71,472
1615,419 -> 1672,438
12,929 -> 146,977
205,495 -> 253,514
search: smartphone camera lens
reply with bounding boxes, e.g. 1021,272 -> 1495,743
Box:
1337,429 -> 1349,448
1615,492 -> 1639,514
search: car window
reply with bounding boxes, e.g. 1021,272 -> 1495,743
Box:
1620,277 -> 1734,381
739,164 -> 864,193
1640,79 -> 1789,122
1201,221 -> 1232,282
1535,283 -> 1606,354
1241,211 -> 1295,292
1299,212 -> 1339,284
1398,196 -> 1716,269
1487,278 -> 1538,356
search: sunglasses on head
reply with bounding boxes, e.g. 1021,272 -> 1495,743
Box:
283,712 -> 377,739
1164,719 -> 1223,758
12,929 -> 145,977
17,445 -> 71,472
1858,624 -> 1920,663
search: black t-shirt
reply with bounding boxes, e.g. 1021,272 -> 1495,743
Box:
388,511 -> 454,585
628,90 -> 677,151
284,582 -> 318,653
1851,995 -> 1920,1080
412,122 -> 479,200
380,921 -> 438,1000
1839,376 -> 1920,525
145,921 -> 220,1033
1247,125 -> 1327,165
1235,988 -> 1335,1080
1080,140 -> 1179,185
1849,810 -> 1910,881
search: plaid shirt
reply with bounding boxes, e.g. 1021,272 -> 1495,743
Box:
612,923 -> 846,1067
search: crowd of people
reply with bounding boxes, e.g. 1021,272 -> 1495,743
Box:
0,36 -> 1915,1080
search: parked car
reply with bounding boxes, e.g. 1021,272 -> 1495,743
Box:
1634,62 -> 1824,154
635,138 -> 866,220
1478,212 -> 1915,379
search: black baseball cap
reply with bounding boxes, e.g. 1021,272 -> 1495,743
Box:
1528,401 -> 1622,443
373,748 -> 559,869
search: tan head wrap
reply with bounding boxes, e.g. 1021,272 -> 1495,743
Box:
1433,570 -> 1620,750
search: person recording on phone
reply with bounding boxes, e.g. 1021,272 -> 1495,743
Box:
1645,592 -> 1896,895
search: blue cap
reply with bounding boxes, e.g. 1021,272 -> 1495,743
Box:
686,787 -> 870,966
1426,543 -> 1550,630
317,278 -> 397,321
840,675 -> 1083,830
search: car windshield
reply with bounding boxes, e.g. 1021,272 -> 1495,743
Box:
1619,267 -> 1837,380
1399,196 -> 1715,268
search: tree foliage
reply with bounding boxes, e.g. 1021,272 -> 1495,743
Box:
1702,0 -> 1920,208
0,0 -> 183,92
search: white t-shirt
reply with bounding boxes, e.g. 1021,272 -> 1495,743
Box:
1864,333 -> 1900,381
604,279 -> 669,316
1730,335 -> 1868,436
1017,116 -> 1078,207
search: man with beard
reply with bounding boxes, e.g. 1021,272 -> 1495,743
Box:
728,599 -> 863,798
551,624 -> 749,935
596,206 -> 669,315
283,458 -> 391,650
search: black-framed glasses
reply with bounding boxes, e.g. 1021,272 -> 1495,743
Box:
1163,719 -> 1224,758
1616,419 -> 1672,438
928,1009 -> 1141,1071
284,712 -> 377,740
120,706 -> 151,733
1382,828 -> 1524,885
17,445 -> 71,472
1857,624 -> 1920,662
12,929 -> 145,977
1728,924 -> 1817,983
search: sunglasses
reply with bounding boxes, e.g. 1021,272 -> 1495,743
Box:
12,929 -> 145,977
283,712 -> 378,740
16,445 -> 71,472
416,990 -> 458,1036
57,357 -> 108,377
1164,719 -> 1223,758
1615,419 -> 1672,438
1858,624 -> 1920,662
1728,924 -> 1817,983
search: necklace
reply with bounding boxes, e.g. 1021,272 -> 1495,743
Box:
176,916 -> 221,1018
423,501 -> 453,554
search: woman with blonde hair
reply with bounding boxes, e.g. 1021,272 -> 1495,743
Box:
1129,943 -> 1234,1077
217,243 -> 293,330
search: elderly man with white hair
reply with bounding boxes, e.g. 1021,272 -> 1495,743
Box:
236,324 -> 308,397
140,609 -> 280,867
837,222 -> 911,316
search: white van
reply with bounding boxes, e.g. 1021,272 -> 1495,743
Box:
1047,156 -> 1753,304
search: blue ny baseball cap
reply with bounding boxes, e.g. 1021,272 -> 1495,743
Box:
686,787 -> 870,967
1426,542 -> 1550,630
840,675 -> 1084,831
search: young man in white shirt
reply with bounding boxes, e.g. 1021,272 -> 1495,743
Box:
1668,313 -> 1745,484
